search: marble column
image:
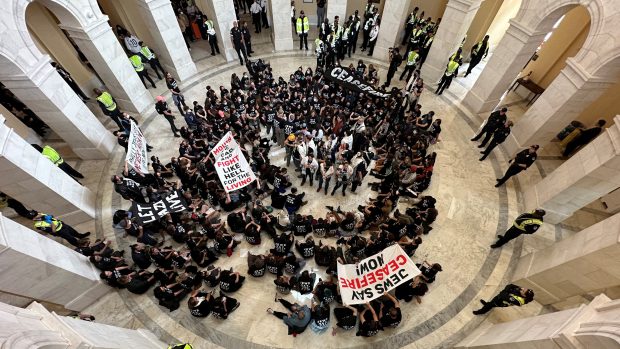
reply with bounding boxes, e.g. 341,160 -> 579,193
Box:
271,0 -> 294,51
135,0 -> 197,81
374,0 -> 411,61
326,0 -> 347,25
504,59 -> 616,156
456,294 -> 620,348
511,213 -> 620,305
521,115 -> 620,224
462,20 -> 547,114
421,0 -> 482,86
0,58 -> 115,160
197,0 -> 238,62
0,214 -> 110,311
59,18 -> 153,115
0,301 -> 166,348
0,116 -> 96,225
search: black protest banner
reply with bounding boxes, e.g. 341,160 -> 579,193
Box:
323,66 -> 391,98
131,190 -> 189,225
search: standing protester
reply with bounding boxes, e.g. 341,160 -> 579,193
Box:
471,107 -> 508,145
33,213 -> 90,247
464,35 -> 490,77
260,0 -> 270,29
242,21 -> 254,57
296,11 -> 309,50
473,284 -> 534,315
384,48 -> 402,87
250,0 -> 262,33
32,144 -> 84,182
316,0 -> 326,28
230,21 -> 248,65
479,121 -> 513,161
129,54 -> 157,89
205,17 -> 221,56
139,41 -> 165,80
399,49 -> 419,82
495,145 -> 539,187
366,22 -> 379,56
166,73 -> 188,115
94,88 -> 124,130
51,62 -> 89,101
435,58 -> 460,95
155,96 -> 181,137
490,209 -> 545,248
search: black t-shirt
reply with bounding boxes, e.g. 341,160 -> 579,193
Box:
357,320 -> 380,337
155,101 -> 170,115
166,78 -> 181,93
190,297 -> 212,317
380,308 -> 402,328
230,27 -> 243,45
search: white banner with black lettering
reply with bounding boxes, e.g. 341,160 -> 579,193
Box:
337,244 -> 421,305
131,190 -> 189,225
126,121 -> 149,174
211,131 -> 257,192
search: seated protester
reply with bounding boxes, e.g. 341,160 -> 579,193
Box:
187,237 -> 218,267
74,239 -> 110,257
313,279 -> 337,304
244,220 -> 262,245
398,236 -> 423,257
214,230 -> 238,255
119,216 -> 161,246
356,302 -> 381,337
201,265 -> 224,285
378,293 -> 402,329
267,298 -> 312,335
153,268 -> 178,286
314,241 -> 336,267
272,232 -> 294,256
259,211 -> 278,238
295,236 -> 315,258
211,291 -> 240,319
284,187 -> 305,218
247,252 -> 267,277
99,265 -> 133,288
188,289 -> 214,318
166,221 -> 189,244
295,270 -> 316,295
274,274 -> 296,295
130,243 -> 152,270
90,254 -> 125,271
395,275 -> 429,303
227,211 -> 248,234
292,214 -> 311,237
332,305 -> 358,335
218,268 -> 246,292
266,254 -> 285,275
310,301 -> 330,334
312,218 -> 327,238
418,261 -> 442,283
270,189 -> 287,210
111,175 -> 147,203
150,247 -> 175,269
154,282 -> 188,312
118,270 -> 156,294
344,235 -> 367,260
282,253 -> 302,274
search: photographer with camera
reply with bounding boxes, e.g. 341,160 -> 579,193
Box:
384,47 -> 403,87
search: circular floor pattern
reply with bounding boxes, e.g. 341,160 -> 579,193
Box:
95,52 -> 522,349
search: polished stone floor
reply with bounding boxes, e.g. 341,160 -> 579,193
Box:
0,32 -> 609,348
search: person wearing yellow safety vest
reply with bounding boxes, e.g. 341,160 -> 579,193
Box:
205,16 -> 221,56
168,343 -> 193,349
473,284 -> 534,315
129,54 -> 157,89
399,48 -> 420,81
31,144 -> 84,182
491,208 -> 546,248
138,41 -> 165,80
407,23 -> 426,53
420,33 -> 434,66
401,7 -> 419,45
342,18 -> 354,60
93,88 -> 124,130
296,11 -> 309,50
32,212 -> 90,247
331,16 -> 344,61
465,34 -> 490,77
315,37 -> 326,69
435,58 -> 461,95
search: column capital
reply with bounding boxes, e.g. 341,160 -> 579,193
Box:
1,56 -> 53,86
505,19 -> 547,43
58,17 -> 111,41
564,57 -> 618,86
446,0 -> 482,12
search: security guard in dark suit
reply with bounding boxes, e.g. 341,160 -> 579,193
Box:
495,145 -> 539,187
490,208 -> 545,248
473,284 -> 534,314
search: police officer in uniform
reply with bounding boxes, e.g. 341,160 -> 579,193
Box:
473,284 -> 534,315
94,88 -> 124,130
230,21 -> 247,65
32,144 -> 84,182
205,17 -> 221,56
471,107 -> 508,145
33,213 -> 90,247
296,11 -> 309,50
138,41 -> 165,80
399,48 -> 419,81
435,58 -> 460,95
128,53 -> 157,89
490,209 -> 545,248
465,34 -> 490,77
349,12 -> 361,56
51,62 -> 89,101
168,344 -> 193,349
315,37 -> 326,69
241,21 -> 254,57
331,16 -> 344,61
479,121 -> 513,161
495,145 -> 539,187
401,7 -> 419,45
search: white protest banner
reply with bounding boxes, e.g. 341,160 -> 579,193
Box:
211,131 -> 257,192
126,121 -> 149,174
337,244 -> 420,305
